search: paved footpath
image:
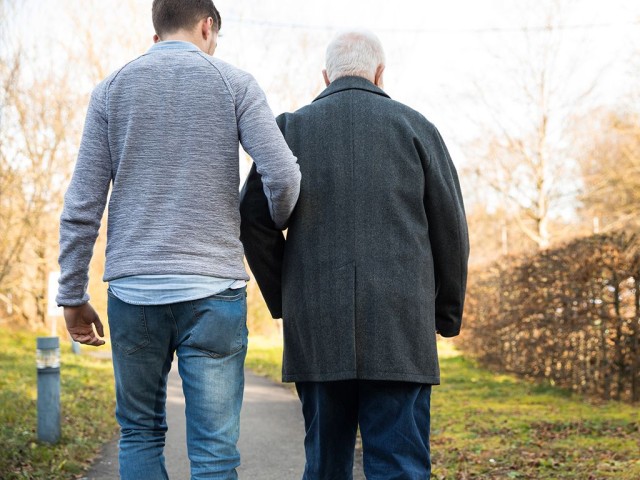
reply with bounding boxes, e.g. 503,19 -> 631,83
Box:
84,363 -> 365,479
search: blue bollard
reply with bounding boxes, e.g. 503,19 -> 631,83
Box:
36,336 -> 60,444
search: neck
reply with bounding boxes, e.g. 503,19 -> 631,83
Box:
360,75 -> 380,86
160,31 -> 205,52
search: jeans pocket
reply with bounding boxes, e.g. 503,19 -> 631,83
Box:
187,288 -> 248,358
107,290 -> 151,355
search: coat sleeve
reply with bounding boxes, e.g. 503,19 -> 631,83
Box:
239,115 -> 289,318
422,124 -> 470,337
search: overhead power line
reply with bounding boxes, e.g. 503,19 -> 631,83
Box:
225,17 -> 640,34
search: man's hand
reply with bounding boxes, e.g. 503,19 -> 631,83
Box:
64,303 -> 105,346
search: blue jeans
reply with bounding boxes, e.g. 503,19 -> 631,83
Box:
107,287 -> 248,480
296,380 -> 432,480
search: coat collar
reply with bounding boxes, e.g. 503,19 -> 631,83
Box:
312,76 -> 391,102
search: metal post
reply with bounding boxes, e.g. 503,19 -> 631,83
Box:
36,336 -> 60,443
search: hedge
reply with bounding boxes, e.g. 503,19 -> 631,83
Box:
461,231 -> 640,402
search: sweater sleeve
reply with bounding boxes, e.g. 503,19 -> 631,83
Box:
57,83 -> 112,306
422,124 -> 470,337
232,72 -> 301,229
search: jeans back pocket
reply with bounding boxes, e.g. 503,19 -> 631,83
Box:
187,289 -> 247,358
107,290 -> 151,355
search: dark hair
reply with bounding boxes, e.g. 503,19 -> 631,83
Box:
152,0 -> 221,37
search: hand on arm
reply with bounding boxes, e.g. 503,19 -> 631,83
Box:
64,303 -> 105,346
234,74 -> 300,229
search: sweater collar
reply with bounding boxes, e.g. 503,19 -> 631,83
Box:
147,40 -> 201,53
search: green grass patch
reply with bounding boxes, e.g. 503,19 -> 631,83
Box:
431,354 -> 640,479
246,336 -> 284,384
0,327 -> 117,479
246,338 -> 640,479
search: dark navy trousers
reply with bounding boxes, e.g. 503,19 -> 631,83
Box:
295,380 -> 432,480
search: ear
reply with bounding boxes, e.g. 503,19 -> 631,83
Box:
153,34 -> 160,43
322,69 -> 330,86
374,64 -> 385,87
201,16 -> 214,39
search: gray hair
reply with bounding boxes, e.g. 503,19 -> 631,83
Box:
325,30 -> 385,82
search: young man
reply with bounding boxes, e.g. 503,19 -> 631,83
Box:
57,1 -> 300,478
240,30 -> 469,479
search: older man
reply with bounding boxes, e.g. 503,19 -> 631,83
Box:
240,30 -> 468,479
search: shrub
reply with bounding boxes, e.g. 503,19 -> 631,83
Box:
461,231 -> 640,402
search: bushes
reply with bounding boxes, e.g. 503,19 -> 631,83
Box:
462,231 -> 640,402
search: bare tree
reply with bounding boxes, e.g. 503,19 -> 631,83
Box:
0,0 -> 28,320
0,52 -> 80,326
467,1 -> 601,250
0,0 -> 159,327
573,40 -> 640,233
65,0 -> 151,85
577,109 -> 640,232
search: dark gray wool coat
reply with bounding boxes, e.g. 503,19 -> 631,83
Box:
240,76 -> 469,384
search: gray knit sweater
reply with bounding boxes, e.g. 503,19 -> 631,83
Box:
57,41 -> 301,306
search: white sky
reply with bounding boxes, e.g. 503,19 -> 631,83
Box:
15,0 -> 640,181
217,0 -> 640,109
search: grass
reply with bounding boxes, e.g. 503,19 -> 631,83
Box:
0,327 -> 117,479
246,335 -> 286,384
246,337 -> 640,479
4,328 -> 637,479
